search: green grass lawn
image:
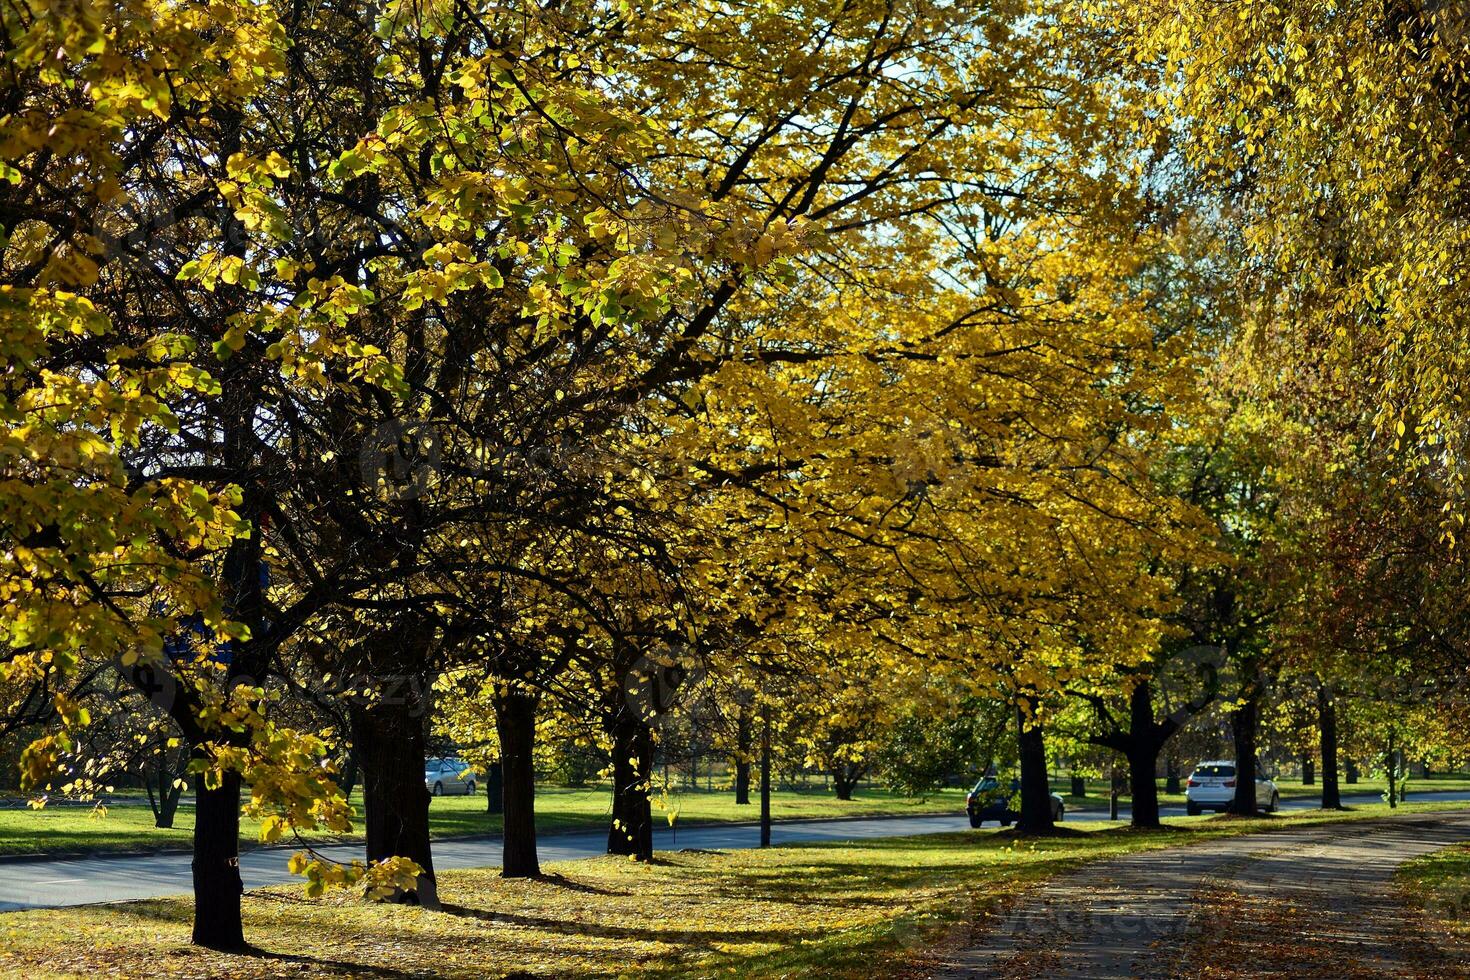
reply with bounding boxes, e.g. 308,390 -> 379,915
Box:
0,784 -> 968,857
0,801 -> 1461,980
7,771 -> 1464,858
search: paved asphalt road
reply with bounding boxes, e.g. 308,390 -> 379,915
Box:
3,790 -> 1468,912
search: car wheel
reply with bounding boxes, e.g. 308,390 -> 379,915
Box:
968,815 -> 983,829
1055,804 -> 1064,822
1000,817 -> 1012,827
466,780 -> 476,795
1186,801 -> 1200,816
433,781 -> 444,797
1267,793 -> 1279,814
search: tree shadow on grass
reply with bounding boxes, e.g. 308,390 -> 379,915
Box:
97,904 -> 435,980
233,946 -> 437,980
1083,823 -> 1200,835
437,902 -> 795,946
99,897 -> 194,924
993,825 -> 1090,840
527,871 -> 630,896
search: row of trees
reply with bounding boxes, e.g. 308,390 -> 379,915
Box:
1,0 -> 1467,955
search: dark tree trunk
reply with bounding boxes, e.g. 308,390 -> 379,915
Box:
1385,729 -> 1399,808
832,763 -> 861,801
147,752 -> 186,829
338,745 -> 360,800
155,772 -> 184,829
1088,680 -> 1176,829
1015,701 -> 1054,833
185,109 -> 267,950
1301,753 -> 1315,785
351,694 -> 438,908
1125,681 -> 1165,829
1127,745 -> 1162,829
496,690 -> 540,877
1319,684 -> 1342,808
1070,773 -> 1087,797
608,733 -> 633,854
191,765 -> 244,949
734,707 -> 752,805
484,760 -> 503,815
734,757 -> 752,804
1346,758 -> 1359,783
607,705 -> 653,861
1165,754 -> 1182,795
1229,686 -> 1260,815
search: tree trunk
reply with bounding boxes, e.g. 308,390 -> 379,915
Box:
1126,681 -> 1166,829
1015,701 -> 1054,833
734,707 -> 752,805
1165,753 -> 1182,795
1070,772 -> 1087,797
607,705 -> 653,861
1128,745 -> 1163,828
484,760 -> 503,815
495,690 -> 540,877
191,765 -> 245,950
832,763 -> 860,801
1301,752 -> 1315,785
1229,686 -> 1260,816
608,720 -> 635,854
154,765 -> 184,829
1319,684 -> 1342,808
338,745 -> 359,800
146,751 -> 186,830
350,695 -> 438,908
1385,729 -> 1399,808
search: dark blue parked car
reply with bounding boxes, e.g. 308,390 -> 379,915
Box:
965,776 -> 1064,827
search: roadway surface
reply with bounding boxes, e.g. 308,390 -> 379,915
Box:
4,789 -> 1468,912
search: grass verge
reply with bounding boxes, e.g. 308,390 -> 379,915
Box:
1399,838 -> 1470,940
8,772 -> 1465,858
0,785 -> 969,858
1,801 -> 1463,979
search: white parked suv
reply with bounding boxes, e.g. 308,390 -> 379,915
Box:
1185,760 -> 1279,815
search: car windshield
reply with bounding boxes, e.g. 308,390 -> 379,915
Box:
1195,764 -> 1235,777
972,777 -> 998,792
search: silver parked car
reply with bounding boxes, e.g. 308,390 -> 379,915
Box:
424,758 -> 477,796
